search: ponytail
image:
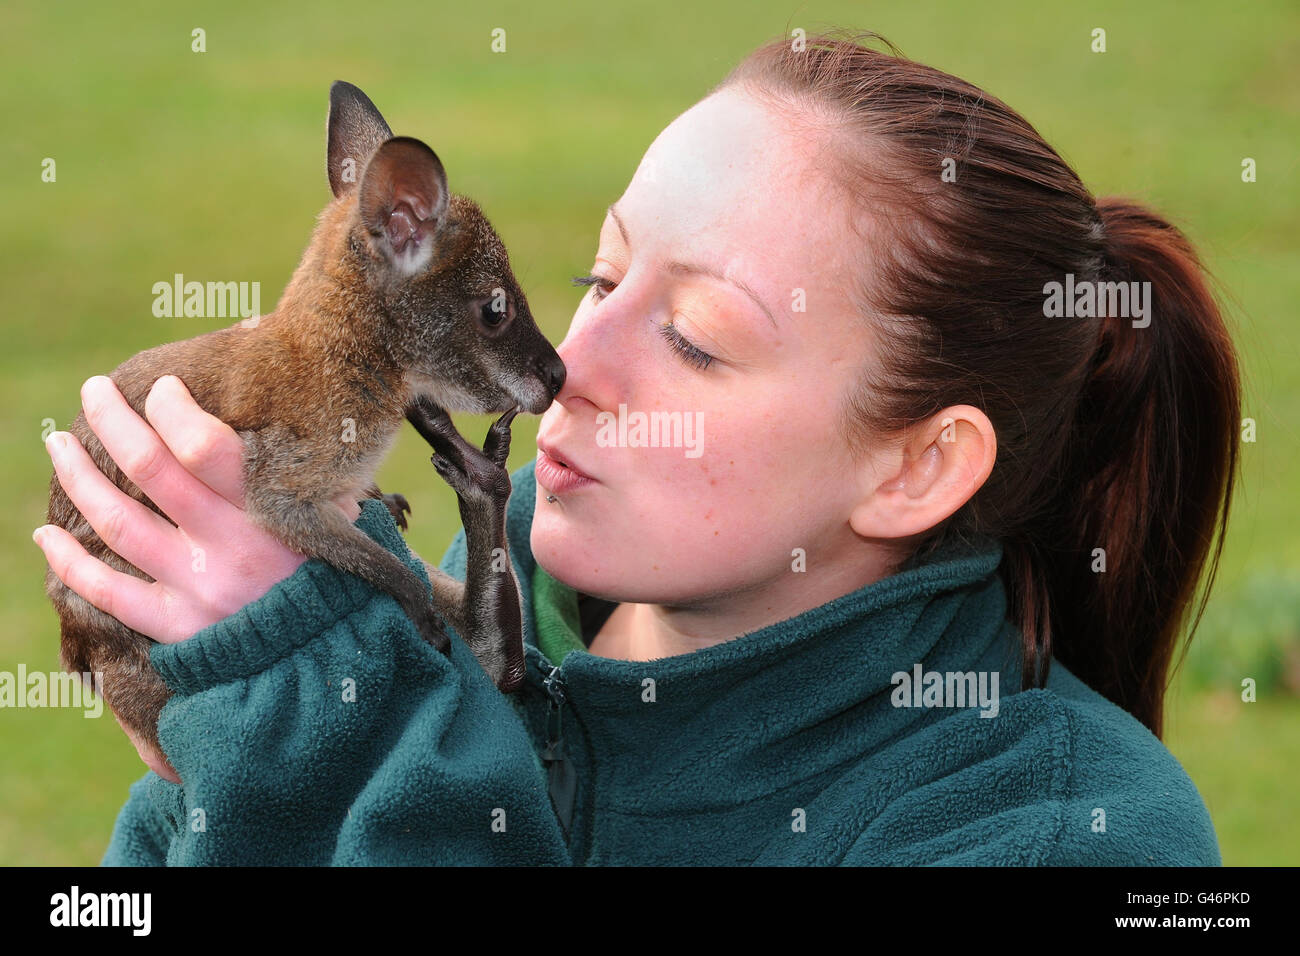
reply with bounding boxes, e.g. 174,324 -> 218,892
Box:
1026,198 -> 1242,736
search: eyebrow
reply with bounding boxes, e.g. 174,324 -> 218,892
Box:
607,203 -> 778,331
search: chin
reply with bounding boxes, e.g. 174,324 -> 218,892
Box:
531,521 -> 602,591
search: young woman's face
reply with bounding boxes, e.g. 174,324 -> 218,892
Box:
532,86 -> 890,606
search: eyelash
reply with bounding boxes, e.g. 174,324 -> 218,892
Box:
571,273 -> 716,370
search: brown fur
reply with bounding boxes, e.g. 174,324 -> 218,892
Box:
44,82 -> 563,758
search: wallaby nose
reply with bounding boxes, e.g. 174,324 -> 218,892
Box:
541,354 -> 566,398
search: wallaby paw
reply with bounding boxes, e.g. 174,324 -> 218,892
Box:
430,451 -> 478,502
495,656 -> 527,694
413,607 -> 451,654
471,630 -> 526,694
382,492 -> 411,530
408,395 -> 513,514
483,406 -> 519,468
430,434 -> 511,507
406,397 -> 464,463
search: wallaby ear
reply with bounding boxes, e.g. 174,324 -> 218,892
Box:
327,81 -> 394,198
357,136 -> 450,277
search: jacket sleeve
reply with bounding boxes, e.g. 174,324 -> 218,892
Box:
101,774 -> 175,866
101,498 -> 568,866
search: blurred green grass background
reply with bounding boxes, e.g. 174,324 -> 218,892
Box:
2,0 -> 1297,865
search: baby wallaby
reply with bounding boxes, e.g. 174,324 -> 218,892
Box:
44,81 -> 564,762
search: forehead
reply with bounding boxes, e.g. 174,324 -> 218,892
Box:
448,195 -> 503,251
445,194 -> 510,279
610,88 -> 856,289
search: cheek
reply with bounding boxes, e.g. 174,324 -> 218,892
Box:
529,423 -> 768,595
663,391 -> 852,552
530,382 -> 849,597
630,406 -> 832,560
618,440 -> 835,598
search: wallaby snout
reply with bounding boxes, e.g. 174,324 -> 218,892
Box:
459,309 -> 567,415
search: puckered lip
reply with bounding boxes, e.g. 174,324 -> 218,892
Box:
536,437 -> 597,481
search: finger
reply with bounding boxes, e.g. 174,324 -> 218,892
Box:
33,523 -> 176,643
45,429 -> 190,584
143,375 -> 247,508
80,376 -> 240,535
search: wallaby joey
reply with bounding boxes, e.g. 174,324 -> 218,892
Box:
44,81 -> 565,766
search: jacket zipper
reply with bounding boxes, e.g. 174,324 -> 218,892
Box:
540,663 -> 578,843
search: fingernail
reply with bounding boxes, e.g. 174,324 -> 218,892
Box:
44,431 -> 67,454
82,376 -> 118,416
82,375 -> 109,399
32,526 -> 47,546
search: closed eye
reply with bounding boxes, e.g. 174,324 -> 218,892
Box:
571,273 -> 716,370
571,273 -> 615,301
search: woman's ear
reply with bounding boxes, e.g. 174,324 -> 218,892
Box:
849,405 -> 997,541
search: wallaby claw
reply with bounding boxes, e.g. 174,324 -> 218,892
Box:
432,628 -> 451,655
429,451 -> 473,499
483,406 -> 518,467
415,607 -> 451,654
363,484 -> 412,530
382,492 -> 411,530
408,399 -> 514,507
406,397 -> 462,460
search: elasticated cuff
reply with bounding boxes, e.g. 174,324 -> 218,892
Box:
148,498 -> 425,696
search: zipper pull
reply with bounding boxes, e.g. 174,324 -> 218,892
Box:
540,665 -> 577,838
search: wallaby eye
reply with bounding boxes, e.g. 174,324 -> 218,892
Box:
478,297 -> 512,331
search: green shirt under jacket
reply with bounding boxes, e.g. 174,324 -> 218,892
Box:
101,459 -> 1220,866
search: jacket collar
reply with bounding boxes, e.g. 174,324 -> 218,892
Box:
505,460 -> 1021,791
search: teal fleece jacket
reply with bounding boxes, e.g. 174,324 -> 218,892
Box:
101,459 -> 1220,866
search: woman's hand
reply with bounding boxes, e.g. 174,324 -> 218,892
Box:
33,374 -> 361,780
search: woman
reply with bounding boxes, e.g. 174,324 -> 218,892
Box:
34,31 -> 1238,865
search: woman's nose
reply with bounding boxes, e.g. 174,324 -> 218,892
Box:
554,292 -> 644,406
